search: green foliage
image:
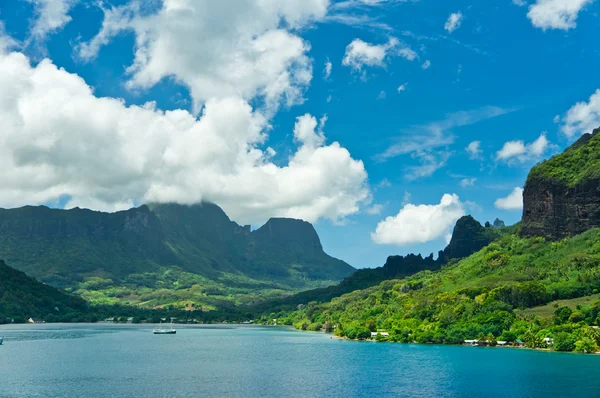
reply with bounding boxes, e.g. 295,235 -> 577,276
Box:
0,203 -> 354,309
554,333 -> 576,352
0,260 -> 90,323
574,337 -> 598,353
527,128 -> 600,187
273,228 -> 600,354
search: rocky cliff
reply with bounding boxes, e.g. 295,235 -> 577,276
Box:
522,127 -> 600,239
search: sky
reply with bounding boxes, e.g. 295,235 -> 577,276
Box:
0,0 -> 599,269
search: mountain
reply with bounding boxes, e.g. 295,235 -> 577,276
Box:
0,202 -> 354,308
280,226 -> 600,352
272,136 -> 600,353
522,127 -> 600,239
253,215 -> 496,311
0,260 -> 90,323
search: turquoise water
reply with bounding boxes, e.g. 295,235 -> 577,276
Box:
0,324 -> 599,397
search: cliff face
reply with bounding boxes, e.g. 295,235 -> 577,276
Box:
521,127 -> 600,239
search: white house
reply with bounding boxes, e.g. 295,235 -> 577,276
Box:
371,332 -> 390,337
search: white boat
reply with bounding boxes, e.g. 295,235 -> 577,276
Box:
153,319 -> 176,335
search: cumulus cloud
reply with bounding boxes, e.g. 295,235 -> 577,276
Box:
342,37 -> 416,71
371,194 -> 466,246
444,12 -> 463,33
494,187 -> 524,210
78,0 -> 329,114
561,89 -> 600,138
27,0 -> 77,41
466,141 -> 482,159
496,133 -> 549,163
527,0 -> 594,30
421,60 -> 431,69
397,83 -> 408,93
0,49 -> 369,225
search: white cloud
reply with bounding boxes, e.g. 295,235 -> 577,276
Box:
444,12 -> 463,33
377,106 -> 511,161
0,23 -> 17,53
421,60 -> 431,69
79,0 -> 329,114
562,89 -> 600,138
402,191 -> 411,205
371,194 -> 466,246
513,0 -> 528,5
405,150 -> 451,181
377,90 -> 387,100
366,203 -> 384,215
466,141 -> 483,159
27,0 -> 77,41
459,178 -> 476,187
527,0 -> 594,30
342,37 -> 416,71
397,83 -> 408,93
494,187 -> 524,210
323,59 -> 332,79
496,133 -> 549,163
376,178 -> 392,189
0,49 -> 369,225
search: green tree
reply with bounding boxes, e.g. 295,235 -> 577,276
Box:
554,306 -> 573,325
574,337 -> 597,354
554,332 -> 576,352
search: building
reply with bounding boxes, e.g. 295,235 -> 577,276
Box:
464,339 -> 479,346
371,332 -> 390,338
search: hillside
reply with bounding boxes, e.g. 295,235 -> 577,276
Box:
271,133 -> 600,353
0,260 -> 90,323
0,203 -> 354,309
253,215 -> 497,312
279,228 -> 600,352
522,126 -> 600,239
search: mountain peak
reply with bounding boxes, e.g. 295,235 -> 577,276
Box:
253,218 -> 323,251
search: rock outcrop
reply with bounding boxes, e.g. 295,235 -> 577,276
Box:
521,127 -> 600,239
441,215 -> 492,261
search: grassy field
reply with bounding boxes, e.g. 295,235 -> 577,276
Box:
518,294 -> 600,319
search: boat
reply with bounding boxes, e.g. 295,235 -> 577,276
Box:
153,319 -> 176,335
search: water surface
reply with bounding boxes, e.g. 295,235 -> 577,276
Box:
0,324 -> 598,397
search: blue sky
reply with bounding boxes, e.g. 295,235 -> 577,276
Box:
1,0 -> 599,269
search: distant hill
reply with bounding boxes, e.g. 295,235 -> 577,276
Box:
0,260 -> 89,323
0,203 -> 354,308
253,215 -> 498,311
523,126 -> 600,239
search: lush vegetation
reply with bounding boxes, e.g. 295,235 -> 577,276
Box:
253,216 -> 502,313
271,228 -> 600,353
528,127 -> 600,187
0,259 -> 93,323
0,203 -> 352,309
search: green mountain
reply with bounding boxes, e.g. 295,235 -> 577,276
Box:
0,203 -> 354,309
269,129 -> 600,353
522,127 -> 600,239
254,215 -> 496,312
0,260 -> 90,323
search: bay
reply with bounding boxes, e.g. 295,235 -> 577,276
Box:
0,324 -> 598,398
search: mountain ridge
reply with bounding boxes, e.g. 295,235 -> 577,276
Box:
0,202 -> 354,308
